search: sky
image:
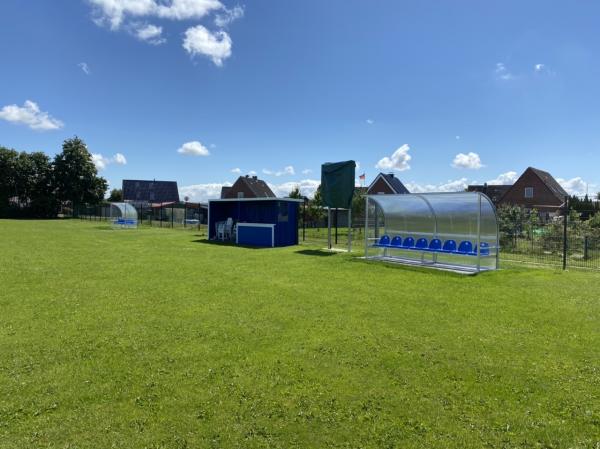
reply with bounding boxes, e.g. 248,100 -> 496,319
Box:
1,0 -> 600,201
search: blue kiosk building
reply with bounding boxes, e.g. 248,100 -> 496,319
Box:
208,198 -> 303,247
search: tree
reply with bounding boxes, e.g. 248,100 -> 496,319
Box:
306,185 -> 325,226
0,146 -> 19,216
22,152 -> 59,217
53,137 -> 107,211
287,186 -> 302,199
108,188 -> 123,202
351,188 -> 366,225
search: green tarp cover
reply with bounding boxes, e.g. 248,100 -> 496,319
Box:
321,160 -> 356,209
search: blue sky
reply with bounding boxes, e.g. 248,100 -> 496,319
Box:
1,0 -> 600,200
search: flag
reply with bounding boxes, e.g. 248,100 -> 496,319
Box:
359,173 -> 365,181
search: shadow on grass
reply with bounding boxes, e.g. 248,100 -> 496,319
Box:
295,249 -> 338,257
192,239 -> 271,250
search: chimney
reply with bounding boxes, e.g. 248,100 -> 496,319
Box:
252,176 -> 257,180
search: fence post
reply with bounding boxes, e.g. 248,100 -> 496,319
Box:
171,204 -> 174,228
584,236 -> 589,260
562,196 -> 568,270
303,197 -> 307,242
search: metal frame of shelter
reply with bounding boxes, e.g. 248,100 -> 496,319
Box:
326,207 -> 352,252
364,192 -> 499,273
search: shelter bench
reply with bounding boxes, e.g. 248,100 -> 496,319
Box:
373,235 -> 494,256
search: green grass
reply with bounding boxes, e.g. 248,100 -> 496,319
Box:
1,220 -> 599,449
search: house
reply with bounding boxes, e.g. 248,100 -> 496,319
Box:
467,184 -> 512,205
367,173 -> 410,195
220,186 -> 232,198
222,175 -> 275,199
122,179 -> 179,207
499,167 -> 567,219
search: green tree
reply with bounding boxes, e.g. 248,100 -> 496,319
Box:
108,188 -> 123,202
22,152 -> 59,217
53,137 -> 107,211
306,185 -> 325,226
351,188 -> 366,225
0,146 -> 19,216
287,186 -> 302,199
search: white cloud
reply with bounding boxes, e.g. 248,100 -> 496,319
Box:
375,144 -> 411,172
231,167 -> 241,174
455,135 -> 460,140
0,100 -> 63,131
263,165 -> 295,177
487,171 -> 518,185
452,152 -> 484,170
91,154 -> 109,170
113,152 -> 127,165
301,169 -> 312,175
268,179 -> 320,198
177,141 -> 210,156
405,178 -> 469,193
78,62 -> 91,75
495,62 -> 514,81
366,119 -> 374,125
214,5 -> 244,27
134,23 -> 165,44
557,177 -> 594,196
91,152 -> 128,170
533,63 -> 555,76
248,170 -> 257,176
89,0 -> 223,29
182,25 -> 232,66
179,181 -> 231,202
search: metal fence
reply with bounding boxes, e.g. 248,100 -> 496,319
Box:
75,203 -> 208,236
296,201 -> 600,270
76,198 -> 600,271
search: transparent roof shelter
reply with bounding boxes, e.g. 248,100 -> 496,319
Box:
110,202 -> 138,228
365,192 -> 498,273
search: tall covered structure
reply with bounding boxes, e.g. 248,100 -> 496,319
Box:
365,192 -> 499,273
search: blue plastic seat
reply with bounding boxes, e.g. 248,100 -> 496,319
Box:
415,238 -> 428,250
457,240 -> 474,254
376,235 -> 390,247
480,242 -> 490,256
442,239 -> 457,253
428,238 -> 442,252
390,236 -> 402,247
402,237 -> 415,248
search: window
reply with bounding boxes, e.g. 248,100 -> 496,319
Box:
278,202 -> 289,222
237,192 -> 244,198
524,187 -> 533,198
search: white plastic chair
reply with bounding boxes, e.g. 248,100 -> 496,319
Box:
216,221 -> 225,240
223,217 -> 233,240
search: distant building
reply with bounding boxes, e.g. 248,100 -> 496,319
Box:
222,175 -> 275,199
499,167 -> 567,219
220,186 -> 232,199
367,173 -> 410,195
467,184 -> 512,205
122,179 -> 179,206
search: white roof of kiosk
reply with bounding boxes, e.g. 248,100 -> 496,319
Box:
368,192 -> 498,242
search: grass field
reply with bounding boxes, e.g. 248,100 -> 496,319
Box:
1,220 -> 599,448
